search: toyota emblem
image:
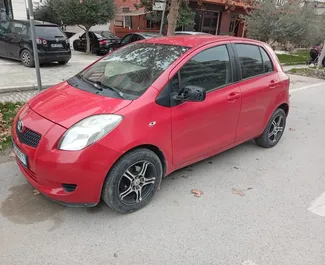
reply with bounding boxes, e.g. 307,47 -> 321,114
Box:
17,120 -> 24,132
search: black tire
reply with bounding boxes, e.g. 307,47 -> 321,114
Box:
102,149 -> 163,214
322,57 -> 325,67
108,47 -> 114,53
20,49 -> 35,67
58,60 -> 69,65
255,108 -> 286,148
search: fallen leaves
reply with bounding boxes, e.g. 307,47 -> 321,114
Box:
289,128 -> 296,131
0,102 -> 23,151
32,189 -> 40,196
191,189 -> 203,197
232,187 -> 253,197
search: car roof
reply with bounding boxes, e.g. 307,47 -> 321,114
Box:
134,32 -> 161,38
175,31 -> 211,35
8,19 -> 59,27
142,35 -> 265,48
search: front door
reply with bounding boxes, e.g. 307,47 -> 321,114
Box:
6,21 -> 28,59
171,44 -> 241,165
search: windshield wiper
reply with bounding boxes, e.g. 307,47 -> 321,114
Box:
76,74 -> 124,99
93,81 -> 124,99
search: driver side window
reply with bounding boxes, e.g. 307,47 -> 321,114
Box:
172,45 -> 232,93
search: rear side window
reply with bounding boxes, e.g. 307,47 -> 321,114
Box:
259,47 -> 274,73
235,44 -> 264,79
35,26 -> 66,38
10,22 -> 28,35
178,45 -> 232,92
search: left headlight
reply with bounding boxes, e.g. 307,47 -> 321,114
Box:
58,114 -> 123,151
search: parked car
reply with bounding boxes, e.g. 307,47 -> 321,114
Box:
12,36 -> 289,214
107,32 -> 160,52
175,31 -> 211,35
0,20 -> 71,67
73,31 -> 120,55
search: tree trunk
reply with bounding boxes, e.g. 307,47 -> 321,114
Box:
85,27 -> 91,54
167,0 -> 181,36
317,40 -> 325,69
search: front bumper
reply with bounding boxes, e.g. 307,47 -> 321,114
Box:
12,105 -> 121,205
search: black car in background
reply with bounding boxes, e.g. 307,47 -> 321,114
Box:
73,31 -> 120,55
108,32 -> 160,52
73,31 -> 160,55
0,20 -> 71,67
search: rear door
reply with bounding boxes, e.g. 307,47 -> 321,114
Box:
6,21 -> 29,59
35,25 -> 69,52
0,21 -> 10,57
233,42 -> 280,141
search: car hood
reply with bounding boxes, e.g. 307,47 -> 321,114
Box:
28,82 -> 132,128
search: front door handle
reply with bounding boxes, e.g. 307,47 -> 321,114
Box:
227,92 -> 241,102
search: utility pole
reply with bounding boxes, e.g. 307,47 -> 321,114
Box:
159,0 -> 166,35
27,0 -> 42,91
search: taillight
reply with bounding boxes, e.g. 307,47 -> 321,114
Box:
99,40 -> 108,45
36,38 -> 47,45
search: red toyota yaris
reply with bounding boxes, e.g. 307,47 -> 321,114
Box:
12,36 -> 289,214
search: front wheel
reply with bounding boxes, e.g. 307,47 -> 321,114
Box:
255,108 -> 286,148
102,149 -> 163,214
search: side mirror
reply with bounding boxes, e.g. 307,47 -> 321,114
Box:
174,85 -> 206,102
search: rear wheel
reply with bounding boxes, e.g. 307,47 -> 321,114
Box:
58,60 -> 69,65
20,49 -> 35,67
102,149 -> 163,214
255,108 -> 286,148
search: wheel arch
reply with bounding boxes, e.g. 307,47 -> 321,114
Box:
278,103 -> 289,116
121,144 -> 167,178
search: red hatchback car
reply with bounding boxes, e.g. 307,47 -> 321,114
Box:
12,36 -> 289,214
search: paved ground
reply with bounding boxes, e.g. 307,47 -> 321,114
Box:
0,74 -> 325,264
0,51 -> 98,92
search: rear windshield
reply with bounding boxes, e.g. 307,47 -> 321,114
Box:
35,26 -> 66,38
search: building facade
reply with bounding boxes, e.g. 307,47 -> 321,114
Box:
110,0 -> 252,37
0,0 -> 27,21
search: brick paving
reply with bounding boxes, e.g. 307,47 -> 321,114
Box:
0,91 -> 38,103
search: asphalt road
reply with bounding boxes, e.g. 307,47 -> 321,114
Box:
1,75 -> 325,265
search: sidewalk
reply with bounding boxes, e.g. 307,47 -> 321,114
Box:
0,51 -> 98,93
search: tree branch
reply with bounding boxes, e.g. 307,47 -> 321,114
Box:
78,25 -> 86,31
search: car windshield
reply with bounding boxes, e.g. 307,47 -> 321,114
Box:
77,43 -> 189,99
36,26 -> 66,38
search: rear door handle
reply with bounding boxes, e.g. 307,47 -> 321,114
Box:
227,92 -> 241,102
269,80 -> 277,89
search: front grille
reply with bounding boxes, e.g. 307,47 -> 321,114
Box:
16,126 -> 42,148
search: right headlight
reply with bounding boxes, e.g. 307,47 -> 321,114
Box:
58,114 -> 123,151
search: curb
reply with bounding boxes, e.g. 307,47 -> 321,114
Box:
0,84 -> 54,94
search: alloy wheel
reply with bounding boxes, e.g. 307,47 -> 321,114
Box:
268,115 -> 284,143
118,161 -> 156,205
22,51 -> 31,65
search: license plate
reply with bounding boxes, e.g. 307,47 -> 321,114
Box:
13,141 -> 28,167
51,44 -> 63,48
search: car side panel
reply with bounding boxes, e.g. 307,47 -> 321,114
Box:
97,87 -> 174,175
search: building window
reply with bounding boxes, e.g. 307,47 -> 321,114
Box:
0,0 -> 13,21
146,20 -> 154,29
124,16 -> 132,29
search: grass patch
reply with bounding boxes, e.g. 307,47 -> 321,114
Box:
0,102 -> 24,151
276,52 -> 309,65
287,67 -> 325,79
